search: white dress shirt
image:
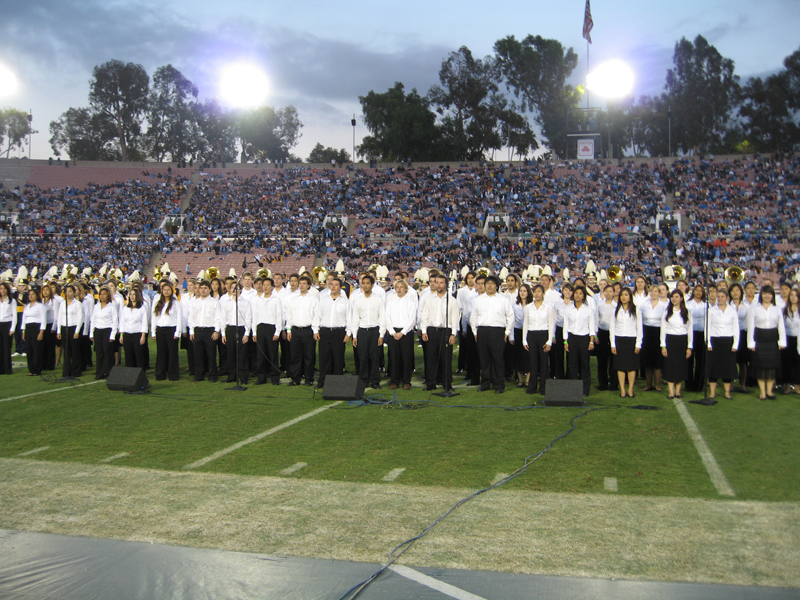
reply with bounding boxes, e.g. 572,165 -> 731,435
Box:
82,295 -> 94,336
253,293 -> 284,330
313,294 -> 350,334
0,299 -> 17,330
596,299 -> 617,331
784,308 -> 800,338
22,303 -> 46,326
385,293 -> 418,336
420,292 -> 460,337
706,304 -> 740,350
151,298 -> 183,337
747,304 -> 787,349
349,292 -> 386,339
610,306 -> 643,349
119,306 -> 149,334
286,292 -> 318,329
686,299 -> 707,332
217,296 -> 253,336
640,299 -> 668,328
660,309 -> 694,349
522,301 -> 555,345
469,293 -> 514,339
55,300 -> 84,331
41,299 -> 56,326
90,303 -> 118,339
180,293 -> 195,333
188,296 -> 220,335
564,302 -> 597,337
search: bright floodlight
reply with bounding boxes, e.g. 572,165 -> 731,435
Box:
220,64 -> 270,108
587,60 -> 634,99
0,63 -> 18,97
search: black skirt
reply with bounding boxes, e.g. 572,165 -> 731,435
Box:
735,328 -> 750,363
751,328 -> 780,372
641,325 -> 663,370
708,336 -> 738,381
613,336 -> 640,372
663,334 -> 689,383
783,336 -> 800,385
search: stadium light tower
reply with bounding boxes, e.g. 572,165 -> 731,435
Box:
0,63 -> 18,97
586,60 -> 634,158
219,64 -> 270,108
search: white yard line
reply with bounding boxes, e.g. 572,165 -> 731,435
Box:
1,380 -> 103,403
673,398 -> 735,497
183,402 -> 342,470
382,468 -> 406,482
18,446 -> 50,456
280,462 -> 307,476
389,565 -> 488,600
99,452 -> 129,463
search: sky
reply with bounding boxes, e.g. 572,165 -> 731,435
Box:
1,0 -> 799,161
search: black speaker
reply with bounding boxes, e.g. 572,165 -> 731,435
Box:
106,366 -> 149,392
544,380 -> 585,407
322,375 -> 365,400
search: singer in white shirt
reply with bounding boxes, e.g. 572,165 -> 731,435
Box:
610,289 -> 643,398
151,282 -> 183,381
522,284 -> 554,395
746,285 -> 786,400
705,288 -> 739,399
660,290 -> 693,399
0,281 -> 17,375
89,287 -> 118,380
56,284 -> 84,378
564,287 -> 596,397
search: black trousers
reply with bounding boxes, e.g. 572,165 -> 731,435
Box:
43,324 -> 56,371
193,327 -> 218,382
463,329 -> 480,384
14,314 -> 25,354
357,327 -> 381,386
0,321 -> 13,374
180,330 -> 195,374
477,326 -> 506,392
123,332 -> 147,369
318,326 -> 346,387
279,334 -> 291,373
526,330 -> 549,394
595,328 -> 615,389
81,333 -> 93,369
216,336 -> 227,376
387,329 -> 414,385
60,326 -> 82,377
25,323 -> 43,375
155,326 -> 180,381
224,325 -> 248,384
93,327 -> 113,378
289,326 -> 315,383
256,323 -> 281,384
567,333 -> 591,396
425,327 -> 453,389
687,330 -> 706,390
550,325 -> 566,379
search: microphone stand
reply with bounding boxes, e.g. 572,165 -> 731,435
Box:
434,277 -> 459,398
226,288 -> 247,391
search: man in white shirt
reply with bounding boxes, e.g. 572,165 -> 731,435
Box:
420,274 -> 460,391
462,274 -> 485,385
286,275 -> 318,386
253,277 -> 283,386
240,272 -> 258,374
188,280 -> 220,382
313,277 -> 350,389
218,285 -> 252,385
349,274 -> 385,389
456,271 -> 477,375
470,276 -> 514,393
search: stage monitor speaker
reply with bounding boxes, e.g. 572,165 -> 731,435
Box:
544,379 -> 585,407
322,375 -> 365,400
106,366 -> 149,392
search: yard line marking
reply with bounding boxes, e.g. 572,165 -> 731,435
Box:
604,477 -> 619,492
673,398 -> 735,497
280,462 -> 307,476
99,452 -> 129,463
491,473 -> 509,485
183,402 -> 343,470
1,380 -> 103,403
389,565 -> 488,600
382,468 -> 406,482
18,446 -> 50,457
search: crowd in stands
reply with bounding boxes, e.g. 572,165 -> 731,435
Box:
1,155 -> 799,284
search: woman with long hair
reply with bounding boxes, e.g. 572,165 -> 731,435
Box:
611,288 -> 643,398
781,288 -> 800,395
39,284 -> 57,371
746,285 -> 786,401
90,287 -> 118,380
728,283 -> 750,392
640,285 -> 666,392
119,287 -> 149,369
151,281 -> 182,381
21,287 -> 45,376
512,283 -> 532,388
55,284 -> 84,378
564,286 -> 596,398
0,281 -> 17,375
706,288 -> 739,400
551,283 -> 573,379
523,284 -> 554,395
595,284 -> 617,392
660,289 -> 693,400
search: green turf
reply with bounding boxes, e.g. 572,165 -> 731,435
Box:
1,342 -> 798,502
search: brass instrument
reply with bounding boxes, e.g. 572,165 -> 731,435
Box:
476,267 -> 492,278
312,266 -> 328,284
207,267 -> 220,280
257,267 -> 272,279
724,266 -> 744,286
607,266 -> 624,284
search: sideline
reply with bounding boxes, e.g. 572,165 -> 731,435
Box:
0,380 -> 103,403
183,402 -> 343,469
673,398 -> 735,496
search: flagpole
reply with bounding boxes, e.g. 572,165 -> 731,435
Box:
586,39 -> 590,111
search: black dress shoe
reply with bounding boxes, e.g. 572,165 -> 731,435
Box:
271,380 -> 281,386
495,389 -> 505,394
478,386 -> 490,392
288,381 -> 299,386
305,381 -> 314,386
424,385 -> 436,391
253,381 -> 265,385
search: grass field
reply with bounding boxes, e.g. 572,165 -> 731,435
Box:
1,341 -> 798,503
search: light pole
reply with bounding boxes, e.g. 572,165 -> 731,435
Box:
668,105 -> 672,158
351,115 -> 356,164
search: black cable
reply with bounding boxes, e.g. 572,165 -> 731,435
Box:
336,404 -> 615,600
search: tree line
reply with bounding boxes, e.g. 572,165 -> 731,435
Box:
359,35 -> 800,161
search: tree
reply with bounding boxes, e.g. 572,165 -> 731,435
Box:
619,95 -> 671,157
428,46 -> 511,160
0,108 -> 35,158
664,35 -> 740,154
307,143 -> 350,164
740,74 -> 799,153
145,64 -> 202,162
359,82 -> 442,161
196,98 -> 237,163
494,35 -> 579,158
237,105 -> 303,162
49,107 -> 120,160
88,60 -> 149,161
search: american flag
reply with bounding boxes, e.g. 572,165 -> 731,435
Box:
583,0 -> 594,43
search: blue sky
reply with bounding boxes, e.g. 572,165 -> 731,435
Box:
1,0 -> 798,160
